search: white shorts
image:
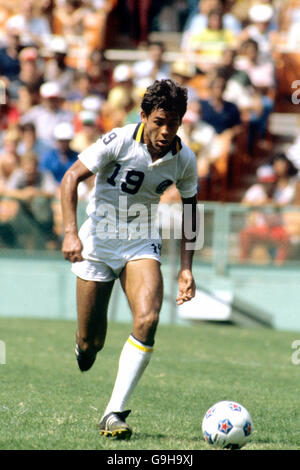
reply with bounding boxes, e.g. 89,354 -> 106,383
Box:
71,237 -> 162,282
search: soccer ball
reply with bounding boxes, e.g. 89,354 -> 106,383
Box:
202,401 -> 253,449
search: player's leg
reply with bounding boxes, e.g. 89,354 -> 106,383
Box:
75,277 -> 115,371
99,259 -> 162,438
121,258 -> 163,345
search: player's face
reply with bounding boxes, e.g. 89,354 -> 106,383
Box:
141,108 -> 181,158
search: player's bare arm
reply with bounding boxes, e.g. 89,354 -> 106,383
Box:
176,194 -> 197,305
61,159 -> 93,263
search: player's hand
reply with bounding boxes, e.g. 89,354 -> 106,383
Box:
62,232 -> 84,263
176,269 -> 196,305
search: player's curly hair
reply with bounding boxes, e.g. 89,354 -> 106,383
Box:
141,79 -> 188,120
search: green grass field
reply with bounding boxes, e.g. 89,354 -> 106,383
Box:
0,317 -> 299,450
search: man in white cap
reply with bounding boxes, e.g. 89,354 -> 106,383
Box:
20,81 -> 74,147
44,36 -> 76,92
107,64 -> 134,107
106,64 -> 135,126
39,122 -> 78,184
72,110 -> 100,153
132,41 -> 170,89
238,3 -> 277,60
5,0 -> 51,47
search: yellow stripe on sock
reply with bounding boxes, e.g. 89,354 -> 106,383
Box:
127,337 -> 154,353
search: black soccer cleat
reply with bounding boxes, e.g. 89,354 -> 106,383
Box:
99,410 -> 132,439
75,344 -> 96,372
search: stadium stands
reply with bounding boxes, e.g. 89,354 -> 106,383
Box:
1,1 -> 300,328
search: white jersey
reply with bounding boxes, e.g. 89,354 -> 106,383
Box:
76,123 -> 198,264
79,122 -> 197,220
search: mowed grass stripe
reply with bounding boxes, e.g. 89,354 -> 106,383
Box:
0,318 -> 299,450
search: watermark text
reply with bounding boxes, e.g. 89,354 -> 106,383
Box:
0,340 -> 6,365
291,340 -> 300,365
94,197 -> 204,251
291,80 -> 300,104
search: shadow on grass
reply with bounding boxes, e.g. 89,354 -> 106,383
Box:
132,432 -> 200,443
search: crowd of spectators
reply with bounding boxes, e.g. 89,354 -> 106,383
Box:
1,0 -> 300,261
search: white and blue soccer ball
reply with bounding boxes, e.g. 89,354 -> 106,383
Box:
202,401 -> 253,449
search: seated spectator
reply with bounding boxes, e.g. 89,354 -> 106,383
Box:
0,28 -> 21,87
279,0 -> 300,30
123,86 -> 145,126
170,59 -> 198,102
37,0 -> 55,32
71,110 -> 101,153
5,0 -> 51,48
178,102 -> 224,199
9,47 -> 44,100
132,41 -> 170,88
82,1 -> 117,51
242,164 -> 276,206
20,81 -> 74,147
38,119 -> 80,240
270,152 -> 298,206
0,126 -> 20,154
216,48 -> 261,117
183,7 -> 237,71
230,0 -> 278,30
239,154 -> 298,264
66,71 -> 96,113
182,0 -> 241,50
44,36 -> 76,93
0,152 -> 58,248
178,102 -> 217,169
73,94 -> 104,133
107,63 -> 134,104
0,130 -> 21,188
17,122 -> 51,160
282,0 -> 300,44
16,83 -> 41,115
199,75 -> 242,136
105,64 -> 135,129
39,122 -> 78,185
237,3 -> 277,60
236,39 -> 276,90
0,86 -> 21,146
242,153 -> 298,207
71,111 -> 97,199
0,141 -> 21,229
198,73 -> 242,198
18,47 -> 44,87
87,49 -> 112,98
53,0 -> 89,37
2,151 -> 57,200
235,38 -> 275,153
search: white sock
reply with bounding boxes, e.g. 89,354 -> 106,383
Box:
103,334 -> 154,417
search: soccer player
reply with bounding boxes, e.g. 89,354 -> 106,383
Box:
60,79 -> 198,439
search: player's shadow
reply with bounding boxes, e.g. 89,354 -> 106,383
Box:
132,432 -> 199,443
133,433 -> 165,440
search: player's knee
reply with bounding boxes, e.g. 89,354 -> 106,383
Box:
134,309 -> 160,342
143,308 -> 160,328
